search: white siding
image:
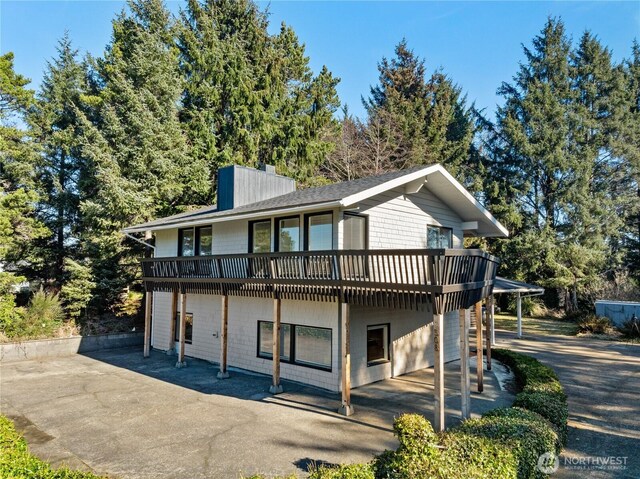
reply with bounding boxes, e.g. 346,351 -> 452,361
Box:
352,186 -> 464,249
349,307 -> 459,388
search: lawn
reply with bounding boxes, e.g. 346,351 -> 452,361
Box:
493,313 -> 579,336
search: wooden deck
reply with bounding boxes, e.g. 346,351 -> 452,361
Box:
141,249 -> 499,314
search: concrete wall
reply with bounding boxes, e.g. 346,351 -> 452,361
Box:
0,332 -> 143,363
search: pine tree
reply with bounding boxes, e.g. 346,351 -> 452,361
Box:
178,0 -> 339,188
78,0 -> 197,310
29,34 -> 89,286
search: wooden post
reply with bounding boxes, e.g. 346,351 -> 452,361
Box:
217,295 -> 229,379
516,292 -> 523,338
338,302 -> 354,416
459,308 -> 470,420
143,290 -> 152,358
168,290 -> 178,354
176,293 -> 187,368
475,301 -> 484,393
490,294 -> 496,345
434,312 -> 445,431
485,298 -> 492,371
269,297 -> 283,394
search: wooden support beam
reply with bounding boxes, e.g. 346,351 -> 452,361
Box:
175,293 -> 187,368
434,312 -> 445,431
485,298 -> 492,371
217,295 -> 229,379
459,308 -> 470,420
143,291 -> 152,358
475,301 -> 484,393
338,302 -> 354,416
168,290 -> 178,354
516,292 -> 523,338
490,294 -> 496,345
269,298 -> 283,394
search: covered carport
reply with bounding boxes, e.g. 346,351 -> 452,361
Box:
492,277 -> 545,338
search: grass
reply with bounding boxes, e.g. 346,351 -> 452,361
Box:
0,415 -> 105,478
494,313 -> 578,336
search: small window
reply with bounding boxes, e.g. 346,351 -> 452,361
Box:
250,220 -> 272,253
427,225 -> 453,248
258,321 -> 291,361
275,216 -> 300,252
174,312 -> 193,344
197,226 -> 213,255
367,324 -> 389,365
343,213 -> 367,250
257,321 -> 332,371
305,212 -> 333,251
178,228 -> 195,256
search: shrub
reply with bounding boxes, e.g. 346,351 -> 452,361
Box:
0,415 -> 103,478
576,314 -> 612,334
457,408 -> 558,479
513,391 -> 568,445
618,316 -> 640,338
309,463 -> 375,479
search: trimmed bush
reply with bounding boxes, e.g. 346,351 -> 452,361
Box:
0,415 -> 103,478
309,463 -> 375,479
513,390 -> 568,445
457,408 -> 558,479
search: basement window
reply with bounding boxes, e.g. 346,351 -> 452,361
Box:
257,321 -> 332,371
367,324 -> 389,365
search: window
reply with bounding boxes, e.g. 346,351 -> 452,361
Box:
258,321 -> 291,361
275,216 -> 300,252
197,226 -> 213,255
249,220 -> 272,253
178,228 -> 195,256
305,212 -> 333,251
178,226 -> 212,256
174,312 -> 193,344
257,321 -> 332,371
427,225 -> 453,248
367,324 -> 389,365
343,213 -> 367,250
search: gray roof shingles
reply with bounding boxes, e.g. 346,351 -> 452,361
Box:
127,167 -> 426,231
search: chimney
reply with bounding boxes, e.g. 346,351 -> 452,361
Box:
217,165 -> 296,211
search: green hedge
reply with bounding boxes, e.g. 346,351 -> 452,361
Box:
0,415 -> 104,479
492,348 -> 569,445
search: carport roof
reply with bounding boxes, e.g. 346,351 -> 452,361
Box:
493,277 -> 544,294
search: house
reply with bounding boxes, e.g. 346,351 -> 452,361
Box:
123,164 -> 507,430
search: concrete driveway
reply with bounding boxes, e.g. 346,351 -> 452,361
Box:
496,331 -> 640,479
0,346 -> 510,478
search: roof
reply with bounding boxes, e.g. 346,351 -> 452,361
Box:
493,277 -> 544,294
123,164 -> 509,237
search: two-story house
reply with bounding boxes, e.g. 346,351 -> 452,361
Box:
124,164 -> 507,430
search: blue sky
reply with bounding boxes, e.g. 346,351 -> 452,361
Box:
1,1 -> 638,119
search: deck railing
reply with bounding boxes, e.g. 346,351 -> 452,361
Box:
141,249 -> 499,314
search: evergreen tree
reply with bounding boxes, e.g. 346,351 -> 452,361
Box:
29,34 -> 89,286
178,0 -> 339,189
364,40 -> 477,182
78,0 -> 197,310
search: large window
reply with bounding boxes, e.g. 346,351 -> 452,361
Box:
174,312 -> 193,344
343,213 -> 367,250
257,321 -> 332,371
249,220 -> 272,253
275,216 -> 300,252
178,226 -> 212,256
367,324 -> 389,365
427,225 -> 453,248
305,212 -> 333,251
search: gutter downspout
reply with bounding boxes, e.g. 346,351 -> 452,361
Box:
124,232 -> 156,252
124,231 -> 156,348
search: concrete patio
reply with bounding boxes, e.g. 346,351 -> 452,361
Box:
0,346 -> 512,478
